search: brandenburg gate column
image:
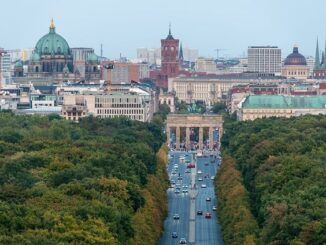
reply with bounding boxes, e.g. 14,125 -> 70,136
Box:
166,126 -> 170,145
209,127 -> 214,150
199,127 -> 204,150
176,126 -> 181,150
186,127 -> 191,150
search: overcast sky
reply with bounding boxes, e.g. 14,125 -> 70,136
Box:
0,0 -> 325,59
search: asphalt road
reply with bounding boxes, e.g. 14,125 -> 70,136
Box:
158,151 -> 223,245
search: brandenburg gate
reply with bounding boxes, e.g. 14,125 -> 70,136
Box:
166,114 -> 223,150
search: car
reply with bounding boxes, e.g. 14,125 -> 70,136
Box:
172,171 -> 177,175
174,189 -> 180,194
197,170 -> 202,174
182,189 -> 188,193
177,176 -> 183,180
173,214 -> 180,220
206,197 -> 211,201
198,177 -> 203,181
205,212 -> 212,219
187,163 -> 195,168
211,176 -> 215,180
205,162 -> 209,166
185,169 -> 191,173
197,210 -> 203,215
179,238 -> 187,244
212,206 -> 217,211
172,232 -> 178,238
201,184 -> 207,188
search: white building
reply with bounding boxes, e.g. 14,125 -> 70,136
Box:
62,87 -> 156,122
248,46 -> 281,75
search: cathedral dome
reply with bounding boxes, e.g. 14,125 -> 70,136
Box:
34,19 -> 71,56
284,46 -> 307,66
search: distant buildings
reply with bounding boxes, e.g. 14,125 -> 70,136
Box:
238,95 -> 326,121
136,47 -> 198,65
137,48 -> 161,65
195,58 -> 217,73
248,46 -> 281,75
281,46 -> 309,80
101,61 -> 149,84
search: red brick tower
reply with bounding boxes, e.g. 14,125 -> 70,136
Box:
159,25 -> 179,87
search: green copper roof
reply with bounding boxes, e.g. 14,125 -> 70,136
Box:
34,20 -> 71,56
242,95 -> 326,109
87,52 -> 98,62
30,52 -> 40,61
14,60 -> 23,68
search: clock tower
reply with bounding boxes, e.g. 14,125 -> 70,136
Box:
160,25 -> 179,84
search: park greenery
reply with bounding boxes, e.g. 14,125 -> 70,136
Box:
217,115 -> 326,245
0,111 -> 169,244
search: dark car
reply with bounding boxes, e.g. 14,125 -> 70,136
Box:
173,214 -> 180,220
179,238 -> 187,244
197,210 -> 203,215
206,197 -> 211,201
172,232 -> 178,238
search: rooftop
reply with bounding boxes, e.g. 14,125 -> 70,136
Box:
241,95 -> 326,109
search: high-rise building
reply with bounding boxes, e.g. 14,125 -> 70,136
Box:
248,46 -> 281,75
0,50 -> 12,85
137,48 -> 161,64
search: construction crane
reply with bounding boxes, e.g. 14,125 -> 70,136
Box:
214,48 -> 227,60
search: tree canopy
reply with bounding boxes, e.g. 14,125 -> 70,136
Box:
218,115 -> 326,245
0,112 -> 168,244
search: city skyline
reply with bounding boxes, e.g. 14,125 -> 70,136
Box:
1,0 -> 326,59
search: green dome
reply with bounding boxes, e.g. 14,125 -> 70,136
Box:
14,60 -> 23,68
34,20 -> 71,56
30,52 -> 40,61
87,52 -> 98,62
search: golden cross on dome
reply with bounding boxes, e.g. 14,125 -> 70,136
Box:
50,18 -> 55,29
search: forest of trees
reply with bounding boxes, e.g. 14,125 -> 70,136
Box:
217,115 -> 326,245
0,111 -> 169,244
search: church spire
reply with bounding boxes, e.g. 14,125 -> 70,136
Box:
166,23 -> 174,40
179,42 -> 184,61
314,38 -> 320,69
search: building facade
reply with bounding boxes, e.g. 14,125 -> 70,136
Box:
238,95 -> 326,121
169,76 -> 284,105
248,46 -> 281,75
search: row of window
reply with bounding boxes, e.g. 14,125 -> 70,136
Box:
96,98 -> 138,103
98,114 -> 144,121
97,109 -> 144,115
95,103 -> 142,108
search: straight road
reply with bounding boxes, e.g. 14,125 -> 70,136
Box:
159,150 -> 223,245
